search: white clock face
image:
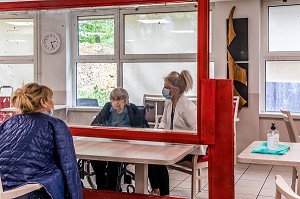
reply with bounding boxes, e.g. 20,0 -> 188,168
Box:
41,32 -> 61,54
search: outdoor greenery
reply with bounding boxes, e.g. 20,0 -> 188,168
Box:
78,18 -> 114,46
77,18 -> 115,106
78,85 -> 110,107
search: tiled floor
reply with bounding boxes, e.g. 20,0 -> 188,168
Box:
83,163 -> 295,199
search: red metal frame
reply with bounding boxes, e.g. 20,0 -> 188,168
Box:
0,0 -> 234,198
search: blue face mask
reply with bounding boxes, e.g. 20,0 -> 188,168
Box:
162,88 -> 172,99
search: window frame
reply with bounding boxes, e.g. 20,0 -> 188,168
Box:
261,0 -> 300,113
0,12 -> 38,84
72,3 -> 202,107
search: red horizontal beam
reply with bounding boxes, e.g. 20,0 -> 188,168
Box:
0,0 -> 194,11
69,125 -> 203,145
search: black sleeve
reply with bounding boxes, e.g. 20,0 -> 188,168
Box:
91,102 -> 110,126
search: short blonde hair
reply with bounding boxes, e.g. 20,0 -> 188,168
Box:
110,88 -> 129,105
164,70 -> 193,94
11,83 -> 53,114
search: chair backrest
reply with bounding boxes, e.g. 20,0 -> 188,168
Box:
280,108 -> 300,143
77,98 -> 99,107
233,96 -> 240,122
275,175 -> 300,199
0,177 -> 42,199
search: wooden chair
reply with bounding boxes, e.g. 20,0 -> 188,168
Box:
280,108 -> 300,191
275,175 -> 300,199
0,178 -> 42,199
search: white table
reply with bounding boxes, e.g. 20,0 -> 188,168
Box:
73,137 -> 197,194
238,141 -> 300,194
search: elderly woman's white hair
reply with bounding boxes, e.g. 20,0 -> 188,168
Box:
110,88 -> 129,105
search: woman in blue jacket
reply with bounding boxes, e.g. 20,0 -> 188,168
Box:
0,83 -> 83,199
90,88 -> 148,191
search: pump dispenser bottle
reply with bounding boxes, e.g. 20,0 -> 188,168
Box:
267,123 -> 280,150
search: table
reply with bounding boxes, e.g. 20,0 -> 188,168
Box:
237,141 -> 300,194
74,137 -> 197,194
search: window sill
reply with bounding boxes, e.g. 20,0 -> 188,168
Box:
259,112 -> 300,119
67,106 -> 101,112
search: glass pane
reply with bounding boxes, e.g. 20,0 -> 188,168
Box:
0,18 -> 34,56
76,63 -> 117,106
266,61 -> 300,112
125,11 -> 197,54
123,62 -> 197,105
78,15 -> 114,55
0,64 -> 34,95
269,5 -> 300,52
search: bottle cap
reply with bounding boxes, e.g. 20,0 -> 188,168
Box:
271,123 -> 276,130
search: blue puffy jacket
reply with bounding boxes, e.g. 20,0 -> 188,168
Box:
0,112 -> 83,199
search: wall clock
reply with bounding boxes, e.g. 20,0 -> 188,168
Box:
41,32 -> 61,54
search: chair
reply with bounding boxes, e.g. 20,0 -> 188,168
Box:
275,175 -> 300,199
280,108 -> 300,191
77,98 -> 99,107
168,150 -> 208,199
233,96 -> 240,165
167,96 -> 239,199
0,178 -> 42,199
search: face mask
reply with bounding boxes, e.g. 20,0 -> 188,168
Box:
162,87 -> 172,99
45,108 -> 54,116
45,103 -> 54,116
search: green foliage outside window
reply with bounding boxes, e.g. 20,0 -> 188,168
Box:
78,85 -> 111,107
78,19 -> 114,46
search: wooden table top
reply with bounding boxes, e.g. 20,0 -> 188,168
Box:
74,137 -> 197,165
238,141 -> 300,167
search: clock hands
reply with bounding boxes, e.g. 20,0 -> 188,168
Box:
50,40 -> 57,49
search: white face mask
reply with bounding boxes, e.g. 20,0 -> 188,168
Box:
45,103 -> 54,116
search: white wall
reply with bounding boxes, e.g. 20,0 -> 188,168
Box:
39,9 -> 69,105
214,0 -> 261,154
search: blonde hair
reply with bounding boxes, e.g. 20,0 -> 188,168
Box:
110,88 -> 129,105
164,70 -> 193,94
11,83 -> 53,114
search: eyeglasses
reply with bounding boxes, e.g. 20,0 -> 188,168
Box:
111,97 -> 124,102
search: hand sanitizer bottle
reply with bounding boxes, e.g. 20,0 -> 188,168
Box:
267,123 -> 280,150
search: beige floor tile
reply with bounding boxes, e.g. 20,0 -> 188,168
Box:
170,179 -> 184,189
259,188 -> 276,197
240,173 -> 269,181
235,163 -> 250,169
235,193 -> 258,199
256,196 -> 274,199
235,167 -> 248,174
248,164 -> 273,171
236,179 -> 265,188
169,172 -> 190,181
170,187 -> 192,198
235,185 -> 261,196
195,190 -> 209,199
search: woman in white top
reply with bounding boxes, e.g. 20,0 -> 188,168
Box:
148,70 -> 199,196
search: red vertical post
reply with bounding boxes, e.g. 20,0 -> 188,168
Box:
197,0 -> 210,143
198,0 -> 209,80
209,80 -> 234,199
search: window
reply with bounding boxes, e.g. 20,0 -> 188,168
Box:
0,15 -> 36,91
73,3 -> 213,107
73,10 -> 118,107
263,1 -> 300,113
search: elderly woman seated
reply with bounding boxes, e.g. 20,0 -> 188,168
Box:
90,88 -> 148,191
